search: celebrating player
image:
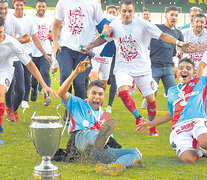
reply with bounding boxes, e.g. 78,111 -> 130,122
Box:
137,58 -> 207,163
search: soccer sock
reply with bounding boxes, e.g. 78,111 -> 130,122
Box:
0,102 -> 5,127
147,100 -> 157,121
118,90 -> 140,119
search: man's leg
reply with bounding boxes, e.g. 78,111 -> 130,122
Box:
179,150 -> 197,164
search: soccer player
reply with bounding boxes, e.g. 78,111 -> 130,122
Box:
137,58 -> 207,163
12,0 -> 53,109
142,8 -> 151,22
52,0 -> 112,100
58,57 -> 142,176
30,0 -> 53,106
182,13 -> 207,75
0,17 -> 58,145
180,7 -> 202,30
85,0 -> 193,136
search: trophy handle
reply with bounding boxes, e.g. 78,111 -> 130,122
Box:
22,106 -> 36,140
56,104 -> 69,138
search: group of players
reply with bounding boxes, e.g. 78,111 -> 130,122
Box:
0,0 -> 207,176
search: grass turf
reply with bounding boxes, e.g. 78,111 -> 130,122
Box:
0,72 -> 207,180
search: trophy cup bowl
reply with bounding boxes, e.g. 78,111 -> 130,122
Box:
30,116 -> 63,180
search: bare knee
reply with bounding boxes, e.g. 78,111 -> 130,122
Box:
198,134 -> 207,149
179,151 -> 196,164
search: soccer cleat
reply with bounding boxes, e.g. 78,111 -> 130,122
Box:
6,107 -> 15,122
198,147 -> 207,157
136,115 -> 144,131
94,118 -> 118,150
106,105 -> 112,114
0,124 -> 3,134
0,139 -> 4,145
14,111 -> 20,122
95,163 -> 126,176
141,98 -> 147,110
149,127 -> 159,136
44,96 -> 52,106
22,100 -> 29,108
31,88 -> 37,101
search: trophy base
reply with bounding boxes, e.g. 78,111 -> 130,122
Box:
32,157 -> 61,180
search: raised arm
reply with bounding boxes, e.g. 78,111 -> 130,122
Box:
58,57 -> 91,103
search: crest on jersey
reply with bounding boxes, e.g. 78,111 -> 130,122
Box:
5,78 -> 10,87
86,110 -> 91,117
188,81 -> 195,87
150,81 -> 155,90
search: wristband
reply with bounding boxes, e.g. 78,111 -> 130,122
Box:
176,40 -> 180,45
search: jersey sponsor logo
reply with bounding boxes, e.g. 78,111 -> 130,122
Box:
83,120 -> 89,127
175,120 -> 196,134
68,7 -> 84,35
173,91 -> 199,106
5,78 -> 10,87
119,35 -> 138,62
188,81 -> 195,87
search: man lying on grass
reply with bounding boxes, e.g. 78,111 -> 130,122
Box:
137,57 -> 207,163
58,57 -> 142,176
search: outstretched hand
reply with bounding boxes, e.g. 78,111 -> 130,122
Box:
42,86 -> 58,99
75,56 -> 91,73
179,42 -> 195,53
136,118 -> 153,133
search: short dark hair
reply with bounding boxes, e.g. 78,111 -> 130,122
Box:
178,57 -> 195,68
107,5 -> 118,12
0,17 -> 4,26
88,80 -> 106,91
120,0 -> 135,9
165,6 -> 179,13
0,0 -> 8,3
37,0 -> 46,3
143,8 -> 149,12
194,13 -> 206,19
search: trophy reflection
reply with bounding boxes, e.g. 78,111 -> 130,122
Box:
30,116 -> 63,180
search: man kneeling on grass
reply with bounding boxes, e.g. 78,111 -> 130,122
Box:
58,57 -> 142,176
137,58 -> 207,163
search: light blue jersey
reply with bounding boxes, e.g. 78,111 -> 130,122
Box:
63,94 -> 109,134
168,77 -> 207,128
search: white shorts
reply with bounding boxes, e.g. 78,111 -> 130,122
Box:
115,70 -> 158,96
91,55 -> 112,80
0,71 -> 13,90
170,118 -> 207,157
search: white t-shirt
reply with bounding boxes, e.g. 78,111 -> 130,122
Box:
32,14 -> 52,57
13,14 -> 37,54
182,28 -> 207,72
201,51 -> 207,75
55,0 -> 104,51
107,16 -> 162,76
0,35 -> 31,73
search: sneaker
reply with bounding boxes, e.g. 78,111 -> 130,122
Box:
44,96 -> 52,106
136,115 -> 144,131
95,163 -> 126,176
106,105 -> 112,114
141,98 -> 147,110
31,88 -> 37,101
0,124 -> 3,133
38,90 -> 43,95
94,118 -> 118,150
14,111 -> 20,122
22,100 -> 29,108
0,139 -> 4,145
198,147 -> 207,157
149,127 -> 159,136
6,107 -> 15,122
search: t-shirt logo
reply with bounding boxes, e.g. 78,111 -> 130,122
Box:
119,35 -> 138,62
38,23 -> 48,42
68,7 -> 84,35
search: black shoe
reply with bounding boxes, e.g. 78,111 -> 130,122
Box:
31,88 -> 37,102
94,118 -> 118,150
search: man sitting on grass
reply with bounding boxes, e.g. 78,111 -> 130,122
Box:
137,58 -> 207,163
58,57 -> 142,176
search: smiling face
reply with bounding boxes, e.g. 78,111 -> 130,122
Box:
193,16 -> 206,34
190,10 -> 200,24
142,11 -> 150,21
177,61 -> 195,84
165,10 -> 179,28
107,7 -> 118,17
120,3 -> 135,25
14,1 -> 24,18
36,1 -> 46,17
87,86 -> 105,110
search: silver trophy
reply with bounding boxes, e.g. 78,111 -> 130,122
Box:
30,116 -> 63,180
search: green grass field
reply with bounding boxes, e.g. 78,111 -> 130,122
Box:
0,72 -> 207,180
